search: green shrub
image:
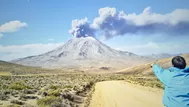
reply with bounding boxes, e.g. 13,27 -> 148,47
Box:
7,104 -> 20,107
0,92 -> 9,100
19,94 -> 27,101
63,85 -> 73,89
11,90 -> 19,96
48,89 -> 61,97
37,96 -> 61,106
23,89 -> 36,94
48,85 -> 60,90
1,76 -> 11,80
50,101 -> 65,107
10,100 -> 24,105
3,90 -> 11,95
9,82 -> 32,90
0,84 -> 9,89
153,83 -> 164,89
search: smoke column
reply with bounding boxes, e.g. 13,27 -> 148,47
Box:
69,7 -> 189,40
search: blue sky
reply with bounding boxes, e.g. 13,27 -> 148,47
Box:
0,0 -> 189,61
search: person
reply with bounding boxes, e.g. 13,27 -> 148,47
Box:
152,56 -> 189,107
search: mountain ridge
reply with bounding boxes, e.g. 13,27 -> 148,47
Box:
12,37 -> 154,70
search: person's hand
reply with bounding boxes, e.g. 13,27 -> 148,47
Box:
150,60 -> 158,67
150,63 -> 155,68
150,60 -> 158,68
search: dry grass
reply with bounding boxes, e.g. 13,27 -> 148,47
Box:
125,76 -> 164,89
118,54 -> 189,75
0,72 -> 11,76
3,54 -> 188,107
0,70 -> 135,107
0,60 -> 76,75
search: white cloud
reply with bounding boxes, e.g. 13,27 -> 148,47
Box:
94,6 -> 189,26
120,7 -> 189,26
92,7 -> 117,29
70,7 -> 189,40
0,33 -> 3,38
115,42 -> 189,55
0,20 -> 27,33
0,43 -> 62,61
88,7 -> 189,39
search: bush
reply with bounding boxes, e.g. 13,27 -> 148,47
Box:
48,89 -> 61,97
50,101 -> 66,107
10,100 -> 24,105
23,89 -> 37,94
72,95 -> 83,103
26,95 -> 38,99
63,85 -> 73,89
19,94 -> 27,101
37,96 -> 62,106
48,85 -> 61,90
7,104 -> 20,107
22,104 -> 34,107
11,90 -> 19,96
1,76 -> 11,80
0,84 -> 9,89
0,92 -> 9,100
61,92 -> 74,101
9,82 -> 32,90
3,90 -> 11,95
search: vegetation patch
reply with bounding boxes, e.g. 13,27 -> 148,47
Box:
7,104 -> 21,107
47,89 -> 61,97
10,100 -> 24,105
125,76 -> 164,89
48,85 -> 61,90
9,81 -> 32,90
37,96 -> 61,106
0,61 -> 166,107
0,92 -> 9,100
0,72 -> 11,76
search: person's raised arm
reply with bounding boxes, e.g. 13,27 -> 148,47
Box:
151,64 -> 168,85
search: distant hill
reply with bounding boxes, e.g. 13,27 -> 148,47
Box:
143,53 -> 179,60
117,54 -> 189,75
0,60 -> 64,75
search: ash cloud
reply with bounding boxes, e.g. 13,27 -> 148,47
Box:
69,18 -> 95,38
69,7 -> 189,39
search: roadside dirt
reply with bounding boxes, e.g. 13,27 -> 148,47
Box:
89,81 -> 164,107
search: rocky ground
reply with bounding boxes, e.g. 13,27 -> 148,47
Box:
0,60 -> 165,107
0,72 -> 164,107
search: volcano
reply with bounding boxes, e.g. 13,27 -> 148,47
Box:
12,37 -> 153,69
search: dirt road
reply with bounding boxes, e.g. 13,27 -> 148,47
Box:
89,81 -> 164,107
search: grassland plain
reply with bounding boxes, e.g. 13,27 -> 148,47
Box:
0,59 -> 181,107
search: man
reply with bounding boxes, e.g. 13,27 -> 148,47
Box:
152,56 -> 189,107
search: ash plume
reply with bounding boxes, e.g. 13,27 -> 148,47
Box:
69,18 -> 95,38
69,7 -> 189,40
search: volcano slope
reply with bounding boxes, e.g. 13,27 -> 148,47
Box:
12,37 -> 153,70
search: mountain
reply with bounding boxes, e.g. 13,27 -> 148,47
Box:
12,37 -> 153,70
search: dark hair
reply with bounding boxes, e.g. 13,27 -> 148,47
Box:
172,56 -> 186,69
